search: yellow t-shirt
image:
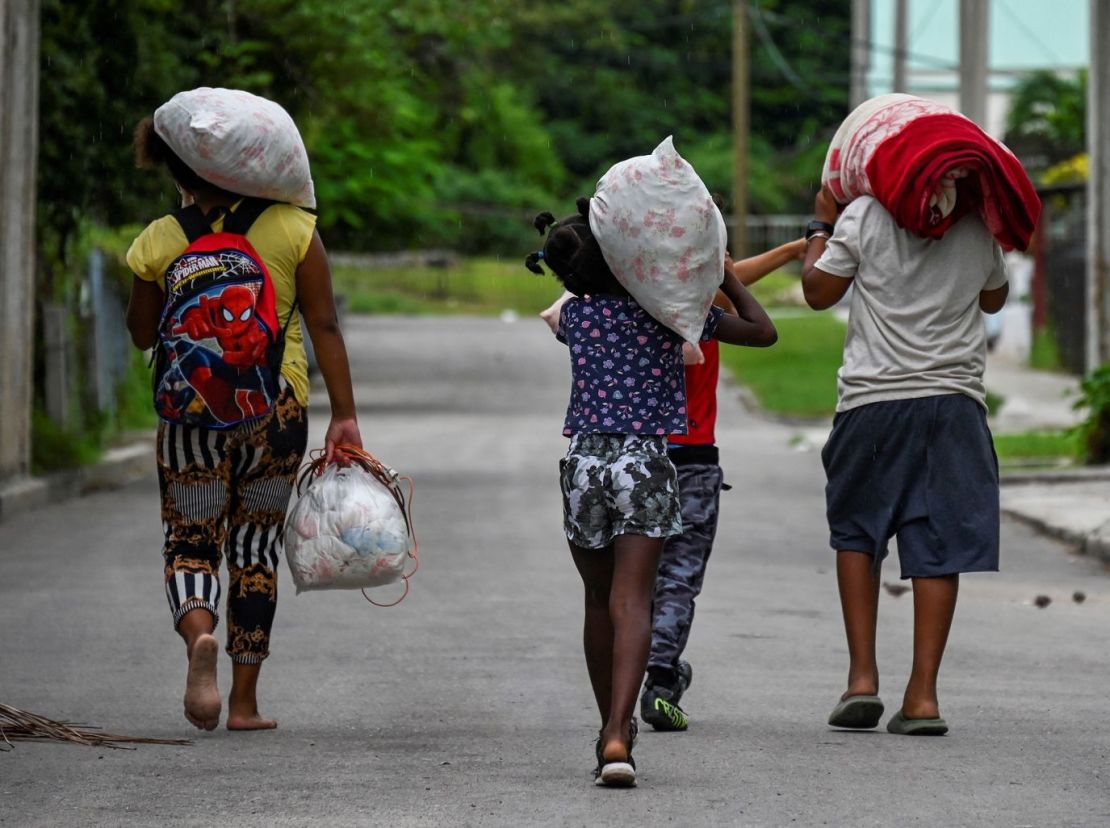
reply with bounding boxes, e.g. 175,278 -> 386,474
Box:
126,202 -> 316,406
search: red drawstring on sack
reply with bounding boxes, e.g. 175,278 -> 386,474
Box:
297,443 -> 419,607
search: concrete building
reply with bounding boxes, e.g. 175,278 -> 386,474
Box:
866,0 -> 1088,137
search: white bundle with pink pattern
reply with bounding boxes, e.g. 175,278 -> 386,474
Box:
588,137 -> 726,354
154,87 -> 316,208
284,463 -> 412,593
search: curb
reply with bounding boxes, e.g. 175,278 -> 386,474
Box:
0,440 -> 154,524
999,464 -> 1110,566
1001,506 -> 1110,566
1000,465 -> 1110,486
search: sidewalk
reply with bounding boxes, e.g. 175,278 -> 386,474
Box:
985,354 -> 1110,564
0,438 -> 153,521
984,353 -> 1084,434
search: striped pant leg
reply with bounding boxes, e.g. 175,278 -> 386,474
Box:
157,420 -> 232,630
224,388 -> 308,664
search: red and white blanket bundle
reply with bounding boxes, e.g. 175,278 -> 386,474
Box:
822,94 -> 1041,251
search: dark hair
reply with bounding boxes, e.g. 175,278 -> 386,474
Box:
133,116 -> 239,199
524,197 -> 626,297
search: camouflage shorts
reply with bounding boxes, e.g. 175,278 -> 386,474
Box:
559,434 -> 682,549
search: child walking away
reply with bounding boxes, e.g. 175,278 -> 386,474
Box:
802,185 -> 1010,735
125,90 -> 361,732
526,198 -> 776,786
641,239 -> 804,733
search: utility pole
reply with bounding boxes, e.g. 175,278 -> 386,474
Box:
0,0 -> 40,488
1087,0 -> 1110,370
893,0 -> 908,93
850,0 -> 871,107
732,0 -> 749,259
958,0 -> 989,127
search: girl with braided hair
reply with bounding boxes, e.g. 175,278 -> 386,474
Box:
526,197 -> 776,786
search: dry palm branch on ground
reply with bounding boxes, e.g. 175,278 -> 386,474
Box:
0,703 -> 191,750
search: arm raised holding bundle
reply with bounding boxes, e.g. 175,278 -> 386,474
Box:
714,261 -> 777,347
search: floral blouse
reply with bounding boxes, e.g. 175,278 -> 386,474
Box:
556,295 -> 722,436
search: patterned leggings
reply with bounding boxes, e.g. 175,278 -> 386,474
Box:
648,462 -> 724,672
156,387 -> 307,664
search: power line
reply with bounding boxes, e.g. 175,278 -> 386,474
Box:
994,0 -> 1064,65
746,2 -> 810,94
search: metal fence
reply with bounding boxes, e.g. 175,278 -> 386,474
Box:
730,214 -> 810,253
1037,185 -> 1087,375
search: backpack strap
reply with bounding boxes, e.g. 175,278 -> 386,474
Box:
282,299 -> 301,334
223,197 -> 277,235
171,198 -> 278,241
172,204 -> 214,244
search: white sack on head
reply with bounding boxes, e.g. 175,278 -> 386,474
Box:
588,136 -> 726,354
284,463 -> 412,592
154,87 -> 316,208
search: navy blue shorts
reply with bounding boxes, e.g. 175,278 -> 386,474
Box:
821,394 -> 1000,579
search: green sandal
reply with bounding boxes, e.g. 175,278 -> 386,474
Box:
827,695 -> 884,729
886,709 -> 948,736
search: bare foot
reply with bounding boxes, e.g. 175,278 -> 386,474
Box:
601,741 -> 629,763
184,634 -> 221,731
842,673 -> 879,701
226,708 -> 278,731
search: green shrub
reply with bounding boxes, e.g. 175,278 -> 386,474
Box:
31,408 -> 103,474
1072,363 -> 1110,464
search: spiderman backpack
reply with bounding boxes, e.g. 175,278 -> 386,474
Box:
152,198 -> 296,429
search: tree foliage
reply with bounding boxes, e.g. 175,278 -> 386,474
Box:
1004,69 -> 1087,174
37,0 -> 850,266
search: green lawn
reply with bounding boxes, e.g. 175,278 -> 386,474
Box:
331,257 -> 565,317
745,271 -> 805,309
993,429 -> 1078,467
719,310 -> 846,418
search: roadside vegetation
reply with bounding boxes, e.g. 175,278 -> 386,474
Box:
331,258 -> 564,318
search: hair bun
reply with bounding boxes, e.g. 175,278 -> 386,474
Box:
575,197 -> 590,218
533,212 -> 557,235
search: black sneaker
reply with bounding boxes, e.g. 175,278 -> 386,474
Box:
593,720 -> 639,787
640,681 -> 689,732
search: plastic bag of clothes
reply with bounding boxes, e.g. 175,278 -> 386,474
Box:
154,87 -> 316,208
588,136 -> 727,356
284,451 -> 415,595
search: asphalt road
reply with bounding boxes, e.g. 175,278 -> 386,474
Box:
1,315 -> 1108,827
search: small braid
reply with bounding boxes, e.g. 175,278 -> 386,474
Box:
522,198 -> 626,298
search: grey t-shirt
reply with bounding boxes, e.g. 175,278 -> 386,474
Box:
816,196 -> 1007,412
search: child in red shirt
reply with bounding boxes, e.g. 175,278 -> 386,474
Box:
641,239 -> 804,731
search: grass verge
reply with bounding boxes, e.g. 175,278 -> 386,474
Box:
719,310 -> 845,418
993,429 -> 1079,469
331,257 -> 565,317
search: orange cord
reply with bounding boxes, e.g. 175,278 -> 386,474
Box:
296,443 -> 418,607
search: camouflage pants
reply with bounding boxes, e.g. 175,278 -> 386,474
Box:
647,462 -> 724,671
156,385 -> 307,664
559,434 -> 682,549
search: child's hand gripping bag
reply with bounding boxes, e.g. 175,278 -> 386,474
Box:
588,136 -> 727,361
284,447 -> 417,605
154,87 -> 316,208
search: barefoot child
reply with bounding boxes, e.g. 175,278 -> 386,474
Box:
125,100 -> 361,731
641,239 -> 804,732
802,186 -> 1008,735
526,198 -> 776,786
